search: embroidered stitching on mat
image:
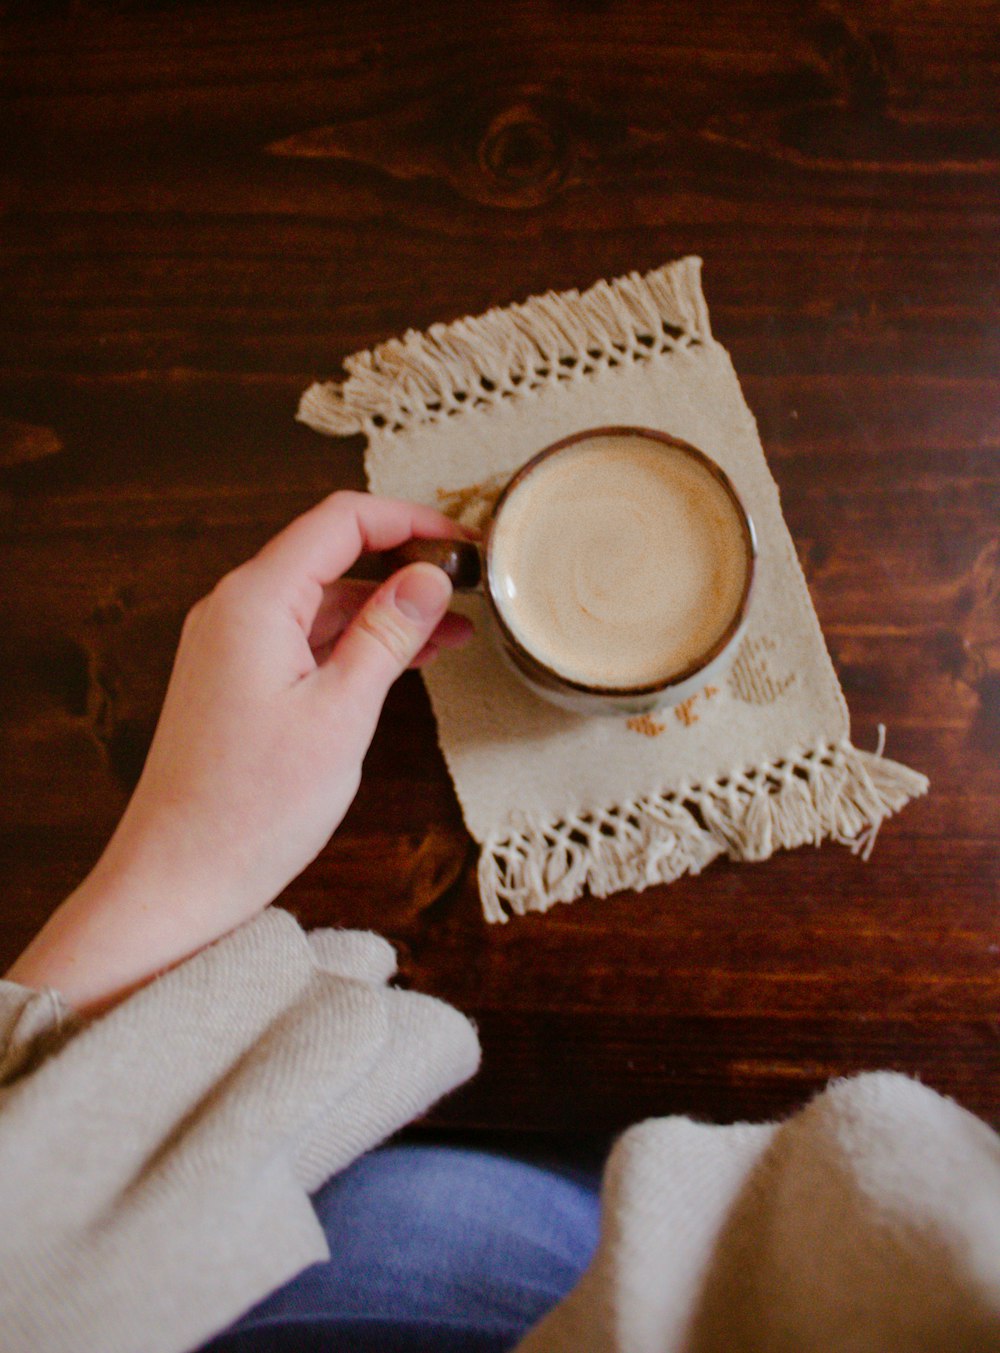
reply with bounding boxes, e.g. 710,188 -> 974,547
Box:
298,257 -> 710,438
728,635 -> 797,705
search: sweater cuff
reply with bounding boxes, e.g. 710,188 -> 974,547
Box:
0,981 -> 78,1085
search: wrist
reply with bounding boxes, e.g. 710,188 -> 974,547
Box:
6,832 -> 251,1015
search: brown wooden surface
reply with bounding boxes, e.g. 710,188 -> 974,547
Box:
2,1 -> 998,1134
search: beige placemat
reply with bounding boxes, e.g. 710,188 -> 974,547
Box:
299,258 -> 928,922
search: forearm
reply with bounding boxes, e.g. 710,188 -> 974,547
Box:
5,831 -> 248,1015
7,494 -> 467,1016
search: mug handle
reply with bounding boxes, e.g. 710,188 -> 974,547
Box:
379,537 -> 483,591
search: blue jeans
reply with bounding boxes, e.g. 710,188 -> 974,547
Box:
199,1144 -> 602,1353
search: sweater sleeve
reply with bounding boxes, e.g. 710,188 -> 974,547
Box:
516,1072 -> 1000,1352
0,907 -> 480,1353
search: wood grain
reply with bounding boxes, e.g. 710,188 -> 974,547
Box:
1,0 -> 998,1132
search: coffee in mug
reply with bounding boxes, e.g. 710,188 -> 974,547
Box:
385,426 -> 756,715
488,432 -> 750,691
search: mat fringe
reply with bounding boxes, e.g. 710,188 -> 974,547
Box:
297,256 -> 710,437
478,731 -> 928,923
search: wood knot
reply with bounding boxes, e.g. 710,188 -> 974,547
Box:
475,101 -> 568,207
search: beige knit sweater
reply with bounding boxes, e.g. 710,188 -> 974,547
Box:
1,908 -> 998,1352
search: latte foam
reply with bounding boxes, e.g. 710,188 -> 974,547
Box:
489,433 -> 751,689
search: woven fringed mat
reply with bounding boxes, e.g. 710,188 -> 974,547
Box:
299,257 -> 928,922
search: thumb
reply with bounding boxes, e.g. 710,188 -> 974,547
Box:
322,561 -> 453,726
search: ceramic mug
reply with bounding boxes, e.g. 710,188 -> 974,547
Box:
381,424 -> 752,719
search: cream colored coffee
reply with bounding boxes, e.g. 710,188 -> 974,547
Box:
490,434 -> 749,689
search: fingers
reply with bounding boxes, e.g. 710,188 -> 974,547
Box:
247,492 -> 467,630
309,579 -> 473,654
308,578 -> 371,650
418,608 -> 475,650
402,612 -> 474,668
310,611 -> 472,670
316,563 -> 453,737
411,641 -> 441,669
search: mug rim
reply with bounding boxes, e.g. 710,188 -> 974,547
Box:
482,425 -> 758,699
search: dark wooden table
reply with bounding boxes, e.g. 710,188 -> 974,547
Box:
2,1 -> 998,1134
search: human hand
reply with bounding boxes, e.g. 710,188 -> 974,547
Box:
7,492 -> 473,1012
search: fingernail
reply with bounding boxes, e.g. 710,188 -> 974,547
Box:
395,563 -> 452,622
